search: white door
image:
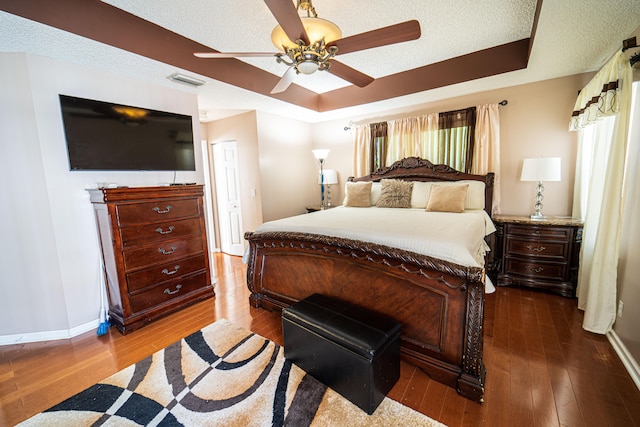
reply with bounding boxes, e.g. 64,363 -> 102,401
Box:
213,141 -> 245,256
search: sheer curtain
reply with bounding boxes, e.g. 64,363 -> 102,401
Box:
570,51 -> 634,334
417,112 -> 440,160
386,117 -> 420,165
352,124 -> 371,177
472,103 -> 501,214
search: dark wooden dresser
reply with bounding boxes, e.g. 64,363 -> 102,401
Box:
493,215 -> 583,297
89,185 -> 214,333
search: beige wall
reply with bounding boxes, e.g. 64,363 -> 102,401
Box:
0,52 -> 203,340
209,73 -> 596,228
205,111 -> 263,251
256,112 -> 316,221
615,78 -> 640,367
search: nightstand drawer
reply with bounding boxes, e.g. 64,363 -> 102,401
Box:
504,258 -> 567,281
505,238 -> 568,260
507,224 -> 572,239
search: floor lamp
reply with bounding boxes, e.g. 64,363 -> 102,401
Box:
312,149 -> 330,209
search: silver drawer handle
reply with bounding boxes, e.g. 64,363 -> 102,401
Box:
153,206 -> 172,214
155,226 -> 175,235
526,245 -> 546,252
525,266 -> 544,273
162,265 -> 180,275
158,246 -> 177,255
164,284 -> 182,295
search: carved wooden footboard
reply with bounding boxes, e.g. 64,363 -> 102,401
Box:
245,231 -> 486,402
245,157 -> 494,403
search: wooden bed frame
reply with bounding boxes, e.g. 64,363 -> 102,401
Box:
245,157 -> 495,403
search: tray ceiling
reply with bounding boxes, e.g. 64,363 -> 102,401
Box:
1,0 -> 639,123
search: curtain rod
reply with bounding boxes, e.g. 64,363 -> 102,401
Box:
343,99 -> 508,131
622,37 -> 639,67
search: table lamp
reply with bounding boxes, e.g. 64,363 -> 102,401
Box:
520,157 -> 561,219
318,169 -> 338,207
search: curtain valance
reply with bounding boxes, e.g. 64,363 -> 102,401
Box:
569,51 -> 626,130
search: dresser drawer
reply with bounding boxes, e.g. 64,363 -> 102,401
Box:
123,236 -> 204,271
128,271 -> 208,313
506,224 -> 572,240
505,237 -> 569,260
504,258 -> 567,281
116,198 -> 200,225
120,217 -> 202,248
126,254 -> 207,293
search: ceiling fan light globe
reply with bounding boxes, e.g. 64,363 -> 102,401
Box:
297,60 -> 319,74
271,17 -> 342,51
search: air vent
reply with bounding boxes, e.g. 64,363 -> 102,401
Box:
167,73 -> 205,87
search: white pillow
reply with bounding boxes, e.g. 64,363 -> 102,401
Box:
463,180 -> 486,210
410,182 -> 430,208
370,182 -> 382,206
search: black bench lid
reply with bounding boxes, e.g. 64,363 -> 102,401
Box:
283,294 -> 401,359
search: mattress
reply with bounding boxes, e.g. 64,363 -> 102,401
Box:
252,206 -> 496,292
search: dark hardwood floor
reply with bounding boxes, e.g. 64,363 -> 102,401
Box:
1,253 -> 639,426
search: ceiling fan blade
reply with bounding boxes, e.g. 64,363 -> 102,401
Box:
263,0 -> 310,45
328,60 -> 374,88
271,66 -> 298,94
194,52 -> 278,58
329,20 -> 421,55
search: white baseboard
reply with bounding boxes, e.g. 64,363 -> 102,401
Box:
0,319 -> 98,346
608,330 -> 640,392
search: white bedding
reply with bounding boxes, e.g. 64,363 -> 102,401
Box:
252,206 -> 496,292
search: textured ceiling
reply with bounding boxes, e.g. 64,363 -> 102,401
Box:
1,0 -> 639,123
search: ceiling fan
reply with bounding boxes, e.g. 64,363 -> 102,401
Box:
194,0 -> 421,94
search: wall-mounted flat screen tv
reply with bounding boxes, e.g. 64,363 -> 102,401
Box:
59,94 -> 196,171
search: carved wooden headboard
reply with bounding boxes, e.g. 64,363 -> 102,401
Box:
348,157 -> 495,216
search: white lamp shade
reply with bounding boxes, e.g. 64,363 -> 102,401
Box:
312,149 -> 330,160
520,157 -> 561,182
318,169 -> 338,185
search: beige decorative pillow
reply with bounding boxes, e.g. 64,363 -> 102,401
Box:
376,179 -> 413,208
344,181 -> 372,207
426,184 -> 469,213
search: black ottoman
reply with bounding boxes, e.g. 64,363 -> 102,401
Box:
282,293 -> 401,415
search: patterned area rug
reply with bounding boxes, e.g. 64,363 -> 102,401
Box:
19,319 -> 445,426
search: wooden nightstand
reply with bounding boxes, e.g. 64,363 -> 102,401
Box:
493,215 -> 583,297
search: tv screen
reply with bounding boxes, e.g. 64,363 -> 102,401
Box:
59,95 -> 196,171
